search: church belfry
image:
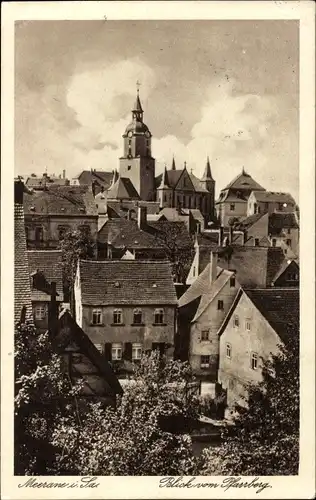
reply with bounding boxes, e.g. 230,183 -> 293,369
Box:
119,86 -> 155,201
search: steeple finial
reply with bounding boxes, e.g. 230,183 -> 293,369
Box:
171,156 -> 176,170
202,156 -> 214,181
242,166 -> 246,175
184,161 -> 187,170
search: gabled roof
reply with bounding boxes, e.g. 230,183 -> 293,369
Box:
111,222 -> 165,250
75,170 -> 114,189
223,170 -> 266,191
234,213 -> 267,230
251,190 -> 296,204
23,186 -> 97,216
55,310 -> 123,396
272,259 -> 299,285
78,260 -> 178,305
217,287 -> 299,345
244,288 -> 299,344
268,212 -> 299,233
107,177 -> 140,200
25,176 -> 69,189
28,250 -> 64,301
155,169 -> 209,194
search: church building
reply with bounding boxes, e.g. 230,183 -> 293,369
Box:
115,88 -> 216,223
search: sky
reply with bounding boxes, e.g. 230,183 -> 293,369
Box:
15,20 -> 299,198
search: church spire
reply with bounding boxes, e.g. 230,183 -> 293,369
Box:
132,82 -> 143,121
110,169 -> 119,187
171,156 -> 176,170
158,166 -> 170,189
202,156 -> 214,181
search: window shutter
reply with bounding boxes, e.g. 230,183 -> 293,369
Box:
123,342 -> 132,361
104,342 -> 112,361
159,343 -> 165,356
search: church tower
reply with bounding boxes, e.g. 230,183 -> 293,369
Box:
119,87 -> 155,201
201,156 -> 216,219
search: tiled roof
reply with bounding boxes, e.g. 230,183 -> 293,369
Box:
234,213 -> 266,230
223,171 -> 266,191
179,264 -> 230,309
23,186 -> 98,216
28,250 -> 64,301
268,213 -> 299,233
272,259 -> 299,285
75,170 -> 114,189
107,177 -> 140,200
55,310 -> 123,396
14,202 -> 33,324
111,221 -> 165,250
252,190 -> 296,204
155,170 -> 209,193
159,207 -> 204,223
147,221 -> 193,250
79,260 -> 178,305
244,288 -> 299,344
26,176 -> 69,188
189,173 -> 209,193
215,190 -> 248,204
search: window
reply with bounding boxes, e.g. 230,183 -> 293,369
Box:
92,309 -> 102,325
233,315 -> 240,328
230,275 -> 236,287
25,227 -> 29,241
272,238 -> 277,247
287,228 -> 291,234
154,308 -> 164,325
132,343 -> 142,360
192,267 -> 196,277
246,320 -> 251,331
254,238 -> 260,247
230,204 -> 235,211
127,165 -> 131,171
113,309 -> 123,325
35,226 -> 43,241
226,343 -> 231,358
35,305 -> 46,320
251,352 -> 258,370
112,343 -> 122,360
286,239 -> 292,247
200,355 -> 210,369
217,300 -> 224,310
133,308 -> 142,325
201,330 -> 209,341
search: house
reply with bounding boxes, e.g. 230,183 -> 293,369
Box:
156,207 -> 205,234
216,168 -> 266,227
23,185 -> 98,250
25,171 -> 69,190
247,190 -> 297,216
268,212 -> 299,257
55,309 -> 123,405
271,259 -> 299,287
27,250 -> 64,331
155,158 -> 216,222
74,259 -> 178,373
178,251 -> 240,379
71,169 -> 114,196
217,287 -> 299,407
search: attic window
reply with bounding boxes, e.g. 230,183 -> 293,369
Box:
152,283 -> 157,288
114,282 -> 120,288
128,165 -> 131,171
30,206 -> 35,211
80,207 -> 85,212
60,207 -> 65,211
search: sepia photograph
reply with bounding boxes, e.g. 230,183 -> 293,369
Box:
2,1 -> 315,499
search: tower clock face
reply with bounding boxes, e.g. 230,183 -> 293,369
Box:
145,131 -> 151,138
127,131 -> 133,137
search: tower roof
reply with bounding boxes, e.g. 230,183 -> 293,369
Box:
201,156 -> 214,181
171,156 -> 176,170
158,166 -> 170,189
132,90 -> 143,113
223,169 -> 265,191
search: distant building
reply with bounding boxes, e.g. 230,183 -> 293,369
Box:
71,169 -> 114,196
23,185 -> 98,250
74,259 -> 178,374
216,168 -> 266,227
27,250 -> 64,331
217,287 -> 299,407
247,190 -> 297,216
156,207 -> 205,235
178,251 -> 240,379
25,171 -> 69,190
271,259 -> 299,287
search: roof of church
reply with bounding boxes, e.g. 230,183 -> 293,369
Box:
222,169 -> 266,192
201,157 -> 214,181
78,259 -> 178,306
107,176 -> 140,200
155,169 -> 209,193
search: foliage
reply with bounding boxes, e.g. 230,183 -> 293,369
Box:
14,321 -> 82,475
59,227 -> 95,289
199,393 -> 226,420
199,337 -> 299,475
228,216 -> 241,227
52,351 -> 199,475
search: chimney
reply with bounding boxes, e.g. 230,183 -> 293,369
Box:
218,226 -> 224,246
229,226 -> 234,245
242,229 -> 248,245
63,169 -> 66,179
210,251 -> 218,283
138,206 -> 147,230
14,179 -> 25,205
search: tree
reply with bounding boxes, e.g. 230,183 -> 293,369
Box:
59,227 -> 95,303
14,321 -> 82,475
199,337 -> 299,476
51,351 -> 199,475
